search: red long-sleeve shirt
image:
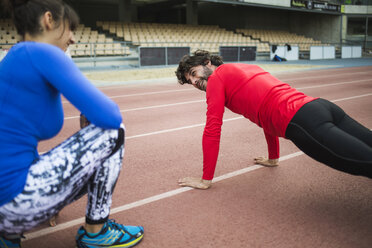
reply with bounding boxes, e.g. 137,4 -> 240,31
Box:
202,64 -> 316,180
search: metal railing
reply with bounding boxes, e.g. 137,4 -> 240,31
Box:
1,40 -> 370,65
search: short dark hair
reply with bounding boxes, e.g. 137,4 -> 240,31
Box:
5,0 -> 79,38
175,50 -> 223,85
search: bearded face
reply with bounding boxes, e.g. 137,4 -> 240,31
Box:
186,65 -> 214,92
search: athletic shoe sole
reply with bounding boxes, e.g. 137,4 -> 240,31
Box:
75,232 -> 144,248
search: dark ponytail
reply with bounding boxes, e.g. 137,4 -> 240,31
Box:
5,0 -> 79,38
9,0 -> 29,9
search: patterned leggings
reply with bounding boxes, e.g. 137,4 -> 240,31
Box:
0,124 -> 125,235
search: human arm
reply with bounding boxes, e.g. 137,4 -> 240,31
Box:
254,130 -> 279,166
80,113 -> 90,128
178,78 -> 225,189
201,77 -> 226,181
29,44 -> 121,129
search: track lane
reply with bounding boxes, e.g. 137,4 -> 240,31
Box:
24,66 -> 372,248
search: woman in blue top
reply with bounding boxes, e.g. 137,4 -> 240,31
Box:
0,1 -> 144,247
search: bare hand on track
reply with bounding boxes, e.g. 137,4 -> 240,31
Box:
49,213 -> 58,227
178,177 -> 212,189
254,157 -> 279,167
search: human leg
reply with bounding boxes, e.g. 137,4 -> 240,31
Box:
75,126 -> 144,247
285,99 -> 372,178
0,124 -> 124,233
333,112 -> 372,147
48,114 -> 92,227
0,124 -> 143,247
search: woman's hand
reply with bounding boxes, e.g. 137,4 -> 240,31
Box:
49,213 -> 58,227
80,114 -> 90,129
178,177 -> 212,189
254,157 -> 279,167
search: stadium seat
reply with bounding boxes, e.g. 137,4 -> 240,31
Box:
99,21 -> 269,53
236,28 -> 322,51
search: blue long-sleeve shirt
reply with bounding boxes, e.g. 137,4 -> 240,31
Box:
0,42 -> 122,206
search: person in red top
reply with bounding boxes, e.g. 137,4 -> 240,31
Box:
176,50 -> 372,189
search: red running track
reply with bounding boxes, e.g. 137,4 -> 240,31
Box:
23,66 -> 372,248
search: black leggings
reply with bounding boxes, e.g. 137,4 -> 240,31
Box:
285,98 -> 372,179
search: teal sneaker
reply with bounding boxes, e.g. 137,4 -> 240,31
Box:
75,219 -> 144,248
0,235 -> 22,248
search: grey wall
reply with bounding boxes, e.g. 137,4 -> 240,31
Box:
289,12 -> 341,43
197,2 -> 341,43
76,3 -> 119,27
198,3 -> 290,31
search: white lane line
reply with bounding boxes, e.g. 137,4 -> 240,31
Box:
120,100 -> 204,113
28,93 -> 371,240
63,79 -> 372,120
39,117 -> 243,154
64,99 -> 205,120
331,93 -> 372,102
126,117 -> 243,140
61,88 -> 194,104
280,70 -> 372,82
92,77 -> 176,88
212,151 -> 304,183
111,89 -> 194,99
25,150 -> 305,241
296,78 -> 371,90
42,92 -> 372,154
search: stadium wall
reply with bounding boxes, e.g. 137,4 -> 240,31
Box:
197,3 -> 341,43
289,12 -> 341,43
73,3 -> 119,27
71,1 -> 342,44
198,3 -> 291,30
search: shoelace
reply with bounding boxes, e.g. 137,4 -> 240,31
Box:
106,219 -> 127,232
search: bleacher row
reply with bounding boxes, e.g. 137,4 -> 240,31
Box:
98,21 -> 270,53
1,18 -> 324,57
98,21 -> 324,53
0,19 -> 21,49
237,29 -> 322,51
70,24 -> 131,56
